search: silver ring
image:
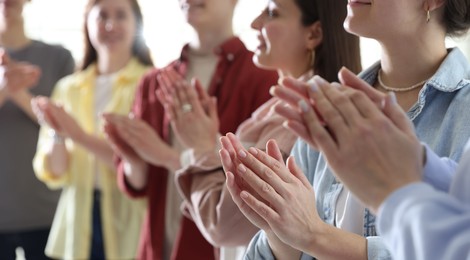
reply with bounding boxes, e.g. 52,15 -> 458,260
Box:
181,103 -> 192,113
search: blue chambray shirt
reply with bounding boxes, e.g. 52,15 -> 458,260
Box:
244,48 -> 470,260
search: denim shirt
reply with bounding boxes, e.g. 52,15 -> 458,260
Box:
244,48 -> 470,260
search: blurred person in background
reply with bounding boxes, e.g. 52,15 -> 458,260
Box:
102,0 -> 278,259
0,0 -> 74,259
31,0 -> 152,259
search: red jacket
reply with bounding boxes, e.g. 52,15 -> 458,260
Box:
117,37 -> 278,260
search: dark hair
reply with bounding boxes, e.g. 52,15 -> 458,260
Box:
295,0 -> 361,82
80,0 -> 153,70
443,0 -> 470,36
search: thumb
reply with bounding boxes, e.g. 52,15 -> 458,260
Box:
286,156 -> 311,189
338,67 -> 385,105
0,49 -> 10,65
382,92 -> 415,136
208,97 -> 218,119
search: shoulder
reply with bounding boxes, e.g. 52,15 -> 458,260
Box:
29,40 -> 73,58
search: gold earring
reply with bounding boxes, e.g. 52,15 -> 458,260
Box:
426,9 -> 431,23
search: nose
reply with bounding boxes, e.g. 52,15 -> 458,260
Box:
251,13 -> 262,30
105,20 -> 114,31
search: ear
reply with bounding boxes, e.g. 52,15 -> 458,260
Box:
424,0 -> 445,12
305,21 -> 323,51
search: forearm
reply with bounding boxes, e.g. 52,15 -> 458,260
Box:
267,231 -> 302,260
305,223 -> 367,260
74,133 -> 115,168
45,141 -> 70,177
178,166 -> 260,246
9,90 -> 38,123
123,159 -> 148,190
378,183 -> 470,260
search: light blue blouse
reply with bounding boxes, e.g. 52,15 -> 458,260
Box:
245,48 -> 470,259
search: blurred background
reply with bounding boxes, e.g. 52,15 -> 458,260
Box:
24,0 -> 470,70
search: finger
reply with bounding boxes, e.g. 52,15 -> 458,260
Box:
240,189 -> 280,225
281,120 -> 318,149
175,80 -> 193,112
338,67 -> 385,106
183,79 -> 205,115
245,146 -> 293,186
273,102 -> 303,123
193,78 -> 210,102
279,77 -> 309,99
265,139 -> 283,162
220,135 -> 236,160
308,77 -> 350,138
297,98 -> 338,155
270,85 -> 308,109
207,97 -> 218,121
346,86 -> 386,119
286,156 -> 311,189
382,92 -> 415,135
219,148 -> 235,173
317,78 -> 364,122
226,172 -> 271,231
236,160 -> 285,211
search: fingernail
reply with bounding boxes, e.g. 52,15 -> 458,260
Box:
269,86 -> 276,96
238,150 -> 247,158
313,75 -> 328,85
238,164 -> 247,173
309,81 -> 318,92
331,82 -> 342,88
389,92 -> 397,104
298,99 -> 309,113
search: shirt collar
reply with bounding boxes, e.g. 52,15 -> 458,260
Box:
179,37 -> 244,64
74,57 -> 144,88
359,48 -> 470,93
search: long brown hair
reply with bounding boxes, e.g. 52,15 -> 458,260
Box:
80,0 -> 153,70
296,0 -> 362,82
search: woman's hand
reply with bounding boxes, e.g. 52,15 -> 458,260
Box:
271,67 -> 388,151
156,68 -> 219,153
0,50 -> 41,95
31,96 -> 85,141
295,73 -> 423,213
224,136 -> 325,251
102,113 -> 180,172
220,133 -> 274,234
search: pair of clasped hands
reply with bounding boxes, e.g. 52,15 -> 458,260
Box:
220,67 -> 424,253
102,67 -> 220,173
0,50 -> 41,106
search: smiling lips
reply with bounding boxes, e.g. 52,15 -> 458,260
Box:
349,0 -> 372,5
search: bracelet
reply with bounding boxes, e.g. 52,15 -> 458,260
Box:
48,129 -> 66,145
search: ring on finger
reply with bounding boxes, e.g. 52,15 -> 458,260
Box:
181,103 -> 192,113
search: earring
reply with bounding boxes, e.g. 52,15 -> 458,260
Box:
426,9 -> 431,23
308,49 -> 315,69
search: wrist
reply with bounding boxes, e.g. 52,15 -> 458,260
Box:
49,129 -> 66,145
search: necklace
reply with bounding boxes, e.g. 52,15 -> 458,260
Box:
377,69 -> 428,92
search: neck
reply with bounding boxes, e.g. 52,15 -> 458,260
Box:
0,18 -> 30,50
189,23 -> 234,55
378,31 -> 447,89
97,50 -> 132,75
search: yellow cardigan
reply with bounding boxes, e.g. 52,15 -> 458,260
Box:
33,58 -> 150,260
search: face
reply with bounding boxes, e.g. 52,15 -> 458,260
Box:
179,0 -> 236,29
344,0 -> 424,40
251,0 -> 316,76
0,0 -> 28,21
87,0 -> 136,56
